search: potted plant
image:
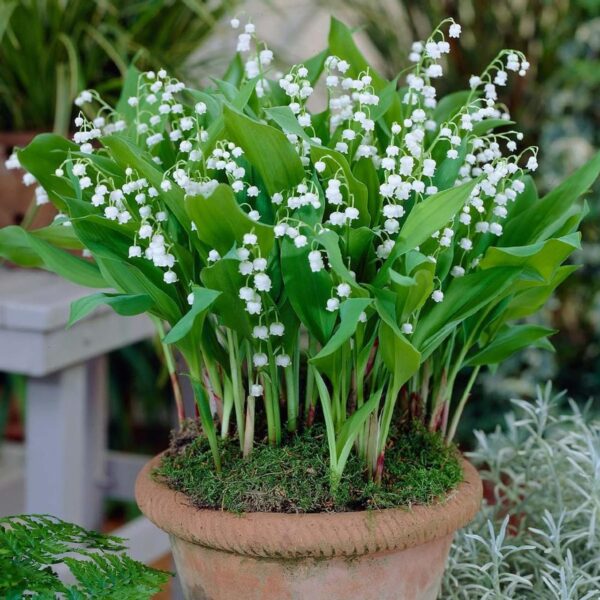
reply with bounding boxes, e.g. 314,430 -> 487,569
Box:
2,16 -> 599,600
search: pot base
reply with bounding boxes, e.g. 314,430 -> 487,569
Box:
171,532 -> 452,600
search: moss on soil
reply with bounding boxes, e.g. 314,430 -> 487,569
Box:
154,422 -> 463,513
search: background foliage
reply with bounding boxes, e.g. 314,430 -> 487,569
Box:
0,0 -> 236,133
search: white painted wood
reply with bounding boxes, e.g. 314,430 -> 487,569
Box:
0,442 -> 25,517
25,362 -> 101,528
0,268 -> 155,377
104,451 -> 152,501
112,516 -> 171,564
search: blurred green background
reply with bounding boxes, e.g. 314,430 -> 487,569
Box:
1,0 -> 599,453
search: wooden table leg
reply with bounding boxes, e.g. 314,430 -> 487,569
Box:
25,357 -> 107,529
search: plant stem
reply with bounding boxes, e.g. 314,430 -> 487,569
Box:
227,329 -> 245,451
151,317 -> 185,425
446,366 -> 480,443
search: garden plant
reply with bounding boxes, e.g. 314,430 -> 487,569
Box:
1,15 -> 599,599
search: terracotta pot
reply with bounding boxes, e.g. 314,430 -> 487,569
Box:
0,130 -> 55,228
136,454 -> 482,600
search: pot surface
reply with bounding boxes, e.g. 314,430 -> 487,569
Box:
136,454 -> 482,600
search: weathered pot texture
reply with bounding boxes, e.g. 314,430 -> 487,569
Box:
136,455 -> 482,600
0,130 -> 55,228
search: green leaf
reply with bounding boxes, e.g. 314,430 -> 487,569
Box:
68,293 -> 153,327
281,239 -> 335,345
466,324 -> 557,366
304,48 -> 329,86
433,91 -> 471,125
310,298 -> 371,379
17,134 -> 79,211
374,180 -> 476,286
200,258 -> 253,337
312,370 -> 339,472
479,233 -> 581,282
163,286 -> 221,344
393,268 -> 434,319
186,184 -> 274,257
223,104 -> 305,195
94,256 -> 181,324
378,320 -> 421,383
501,151 -> 600,246
265,106 -> 313,143
115,65 -> 141,122
0,226 -> 106,288
413,266 -> 522,360
314,229 -> 361,287
495,264 -> 578,324
327,17 -> 386,89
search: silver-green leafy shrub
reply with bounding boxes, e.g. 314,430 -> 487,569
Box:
442,384 -> 600,599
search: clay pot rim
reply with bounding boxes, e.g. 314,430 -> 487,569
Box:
136,453 -> 482,559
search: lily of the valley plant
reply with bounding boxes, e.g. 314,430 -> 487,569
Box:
3,18 -> 599,488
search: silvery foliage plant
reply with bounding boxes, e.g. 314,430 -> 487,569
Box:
443,383 -> 600,599
2,16 -> 599,486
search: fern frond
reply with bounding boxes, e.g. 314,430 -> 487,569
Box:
0,514 -> 170,599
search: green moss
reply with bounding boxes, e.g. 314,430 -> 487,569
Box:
154,422 -> 463,513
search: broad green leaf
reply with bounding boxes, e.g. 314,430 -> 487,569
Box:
265,106 -> 313,143
496,265 -> 578,324
310,298 -> 371,379
433,91 -> 471,125
466,324 -> 557,366
186,184 -> 274,257
378,320 -> 421,384
432,138 -> 468,190
163,286 -> 221,344
352,157 -> 381,219
501,151 -> 600,246
200,258 -> 253,337
479,233 -> 580,282
223,53 -> 244,86
281,238 -> 335,345
413,266 -> 522,360
17,134 -> 79,211
305,48 -> 329,86
68,293 -> 153,327
32,224 -> 83,250
370,77 -> 399,122
328,17 -> 386,89
223,104 -> 305,195
0,226 -> 106,288
374,180 -> 476,286
393,268 -> 434,319
94,256 -> 181,324
314,229 -> 361,288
